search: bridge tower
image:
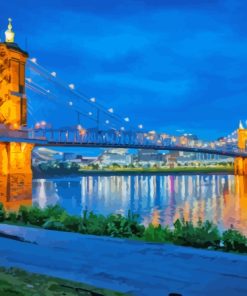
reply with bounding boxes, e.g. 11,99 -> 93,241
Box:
234,121 -> 247,175
0,19 -> 33,206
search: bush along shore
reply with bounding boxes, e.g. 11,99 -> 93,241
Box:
0,203 -> 247,254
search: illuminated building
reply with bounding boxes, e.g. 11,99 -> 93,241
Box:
99,149 -> 132,166
137,149 -> 163,164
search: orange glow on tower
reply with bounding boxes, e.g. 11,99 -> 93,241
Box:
0,19 -> 33,207
235,125 -> 247,175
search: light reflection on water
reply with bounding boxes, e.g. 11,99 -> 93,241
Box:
31,174 -> 247,234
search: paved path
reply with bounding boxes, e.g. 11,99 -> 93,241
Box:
0,224 -> 247,296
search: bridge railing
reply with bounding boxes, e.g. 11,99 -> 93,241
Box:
0,127 -> 47,141
27,128 -> 247,156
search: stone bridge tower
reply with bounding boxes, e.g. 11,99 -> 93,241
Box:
0,19 -> 33,207
234,121 -> 247,175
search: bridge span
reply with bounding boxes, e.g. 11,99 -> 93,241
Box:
0,128 -> 246,158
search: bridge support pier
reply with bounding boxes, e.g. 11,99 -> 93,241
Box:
234,157 -> 247,175
0,142 -> 33,207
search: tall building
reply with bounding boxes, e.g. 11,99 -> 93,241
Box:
99,149 -> 132,166
138,149 -> 163,163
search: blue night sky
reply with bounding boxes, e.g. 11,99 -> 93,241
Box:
1,0 -> 247,143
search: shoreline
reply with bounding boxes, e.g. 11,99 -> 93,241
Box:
33,166 -> 234,178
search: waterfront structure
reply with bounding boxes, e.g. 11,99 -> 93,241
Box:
99,149 -> 132,166
32,147 -> 63,163
0,19 -> 33,204
138,149 -> 163,162
63,153 -> 77,161
176,152 -> 232,166
235,124 -> 247,175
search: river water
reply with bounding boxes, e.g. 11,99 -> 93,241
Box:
30,173 -> 247,234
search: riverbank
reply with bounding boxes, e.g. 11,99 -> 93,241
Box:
0,223 -> 247,296
1,203 -> 247,253
33,166 -> 234,178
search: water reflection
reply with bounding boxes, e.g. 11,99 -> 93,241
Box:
32,174 -> 247,234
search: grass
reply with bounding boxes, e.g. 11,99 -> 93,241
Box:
0,267 -> 124,296
1,202 -> 247,254
33,163 -> 234,178
80,166 -> 234,174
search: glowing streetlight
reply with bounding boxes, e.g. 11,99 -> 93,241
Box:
40,121 -> 46,128
105,120 -> 109,124
30,58 -> 37,63
90,97 -> 96,103
26,78 -> 32,83
88,112 -> 93,116
79,129 -> 86,136
69,84 -> 75,90
51,72 -> 57,77
138,124 -> 143,129
124,117 -> 130,122
120,127 -> 125,131
108,108 -> 114,113
68,101 -> 73,106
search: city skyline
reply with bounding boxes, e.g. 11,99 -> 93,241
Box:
1,0 -> 247,140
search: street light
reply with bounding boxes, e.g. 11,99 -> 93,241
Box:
35,122 -> 41,129
30,58 -> 37,63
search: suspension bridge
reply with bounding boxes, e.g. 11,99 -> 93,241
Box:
0,22 -> 246,157
0,19 -> 247,203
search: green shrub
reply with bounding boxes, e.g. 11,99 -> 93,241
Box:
18,206 -> 29,224
106,212 -> 144,238
0,203 -> 6,222
6,211 -> 17,222
26,206 -> 47,226
222,229 -> 247,253
42,205 -> 66,220
60,213 -> 81,232
173,219 -> 221,248
144,224 -> 173,242
42,219 -> 65,231
82,211 -> 107,235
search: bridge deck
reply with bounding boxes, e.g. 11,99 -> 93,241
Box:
37,141 -> 247,157
0,129 -> 246,158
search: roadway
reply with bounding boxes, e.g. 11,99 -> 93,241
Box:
0,224 -> 247,296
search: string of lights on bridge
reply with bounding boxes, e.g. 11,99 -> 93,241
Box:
24,57 -> 242,151
26,58 -> 144,132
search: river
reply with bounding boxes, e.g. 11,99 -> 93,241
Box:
30,173 -> 247,234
